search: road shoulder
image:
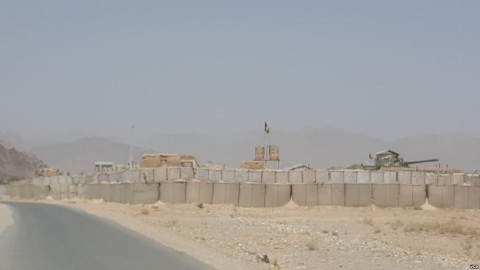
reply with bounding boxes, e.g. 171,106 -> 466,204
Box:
0,203 -> 13,237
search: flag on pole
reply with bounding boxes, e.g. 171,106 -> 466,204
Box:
264,121 -> 270,135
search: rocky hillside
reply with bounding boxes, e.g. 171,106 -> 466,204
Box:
0,139 -> 47,182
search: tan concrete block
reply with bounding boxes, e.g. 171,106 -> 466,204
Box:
159,181 -> 185,204
180,167 -> 194,180
398,172 -> 412,185
384,172 -> 397,184
442,185 -> 455,208
468,186 -> 480,209
428,185 -> 454,208
235,170 -> 249,182
265,184 -> 291,207
167,168 -> 181,181
425,173 -> 438,185
399,185 -> 413,207
305,184 -> 319,206
373,184 -> 386,207
289,171 -> 303,183
292,184 -> 318,206
345,184 -> 359,207
370,171 -> 384,184
427,185 -> 442,208
303,170 -> 316,184
130,183 -> 159,204
108,183 -> 121,202
239,183 -> 265,208
454,186 -> 469,209
315,169 -> 329,183
411,172 -> 426,185
186,181 -> 213,204
385,184 -> 399,207
195,168 -> 209,181
208,169 -> 222,182
221,169 -> 236,182
412,185 -> 426,207
358,184 -> 372,207
318,183 -> 332,206
466,175 -> 480,186
225,183 -> 240,206
140,169 -> 155,183
331,183 -> 345,206
437,174 -> 452,186
344,171 -> 357,184
357,171 -> 371,184
330,171 -> 344,183
212,182 -> 227,204
452,174 -> 465,185
276,171 -> 289,183
262,171 -> 276,184
153,168 -> 167,182
248,170 -> 263,183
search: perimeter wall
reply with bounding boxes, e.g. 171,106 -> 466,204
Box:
3,169 -> 480,210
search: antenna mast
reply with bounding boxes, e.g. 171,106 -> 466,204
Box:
129,125 -> 134,167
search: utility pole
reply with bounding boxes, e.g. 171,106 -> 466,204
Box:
129,125 -> 134,168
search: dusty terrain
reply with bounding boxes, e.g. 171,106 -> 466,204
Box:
4,197 -> 480,270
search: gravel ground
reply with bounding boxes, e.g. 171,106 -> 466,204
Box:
10,198 -> 480,270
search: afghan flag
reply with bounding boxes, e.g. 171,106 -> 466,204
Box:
264,121 -> 270,135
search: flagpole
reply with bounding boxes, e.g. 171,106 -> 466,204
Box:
264,123 -> 267,169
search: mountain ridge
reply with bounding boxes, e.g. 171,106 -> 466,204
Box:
26,128 -> 480,174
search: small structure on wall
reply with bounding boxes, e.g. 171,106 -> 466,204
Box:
140,153 -> 199,168
254,146 -> 265,161
242,145 -> 280,169
39,168 -> 62,177
94,161 -> 114,172
240,160 -> 264,170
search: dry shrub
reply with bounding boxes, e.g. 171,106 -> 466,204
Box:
140,208 -> 150,215
404,219 -> 478,236
363,216 -> 374,226
390,219 -> 404,231
166,219 -> 178,228
306,242 -> 317,251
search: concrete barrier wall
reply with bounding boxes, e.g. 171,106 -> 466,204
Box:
212,182 -> 240,206
186,181 -> 213,204
0,185 -> 6,196
159,181 -> 186,204
262,171 -> 276,184
5,184 -> 49,199
239,183 -> 265,207
292,184 -> 318,206
95,168 -> 475,187
317,183 -> 345,206
427,185 -> 455,208
345,184 -> 372,207
7,171 -> 480,210
265,184 -> 291,207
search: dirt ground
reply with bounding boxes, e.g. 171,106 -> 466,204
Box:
15,198 -> 480,270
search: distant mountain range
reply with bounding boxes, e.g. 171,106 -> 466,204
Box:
3,128 -> 479,175
31,137 -> 153,175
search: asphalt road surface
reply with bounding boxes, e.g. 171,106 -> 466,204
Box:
0,202 -> 214,270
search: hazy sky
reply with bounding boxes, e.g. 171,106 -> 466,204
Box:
1,1 -> 479,141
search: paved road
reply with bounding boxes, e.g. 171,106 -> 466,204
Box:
0,202 -> 214,270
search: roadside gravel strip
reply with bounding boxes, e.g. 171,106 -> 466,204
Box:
0,203 -> 13,237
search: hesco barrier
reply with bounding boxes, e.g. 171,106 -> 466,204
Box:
4,181 -> 480,209
18,169 -> 480,187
